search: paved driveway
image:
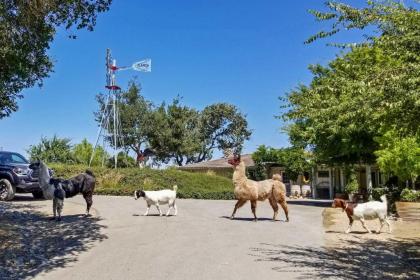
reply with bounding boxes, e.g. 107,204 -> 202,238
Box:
2,195 -> 325,280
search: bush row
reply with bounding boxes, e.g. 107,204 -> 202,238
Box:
400,188 -> 420,202
49,164 -> 235,200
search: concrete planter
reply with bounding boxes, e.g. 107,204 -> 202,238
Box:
395,201 -> 420,222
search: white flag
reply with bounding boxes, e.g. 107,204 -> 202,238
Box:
132,59 -> 151,72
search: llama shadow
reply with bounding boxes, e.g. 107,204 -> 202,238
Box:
249,237 -> 420,279
219,216 -> 285,222
286,200 -> 332,208
0,202 -> 108,280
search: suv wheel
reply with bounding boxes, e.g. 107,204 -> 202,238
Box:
32,190 -> 45,199
0,179 -> 15,201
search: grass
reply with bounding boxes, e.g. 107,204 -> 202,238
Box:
49,164 -> 235,200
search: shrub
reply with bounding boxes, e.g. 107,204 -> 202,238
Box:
372,187 -> 388,201
48,164 -> 235,200
400,188 -> 420,202
345,173 -> 359,194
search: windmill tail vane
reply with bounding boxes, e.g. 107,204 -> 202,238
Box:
115,59 -> 152,72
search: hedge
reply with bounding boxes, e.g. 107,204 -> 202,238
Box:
400,188 -> 420,202
49,164 -> 235,200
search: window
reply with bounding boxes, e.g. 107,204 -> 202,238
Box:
0,152 -> 28,164
11,154 -> 27,164
282,172 -> 290,183
317,171 -> 329,178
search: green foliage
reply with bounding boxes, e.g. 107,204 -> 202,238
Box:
252,145 -> 312,181
27,135 -> 73,163
49,164 -> 234,199
97,82 -> 251,166
72,138 -> 108,166
246,165 -> 267,181
96,82 -> 153,164
0,0 -> 112,118
345,173 -> 359,194
106,152 -> 137,168
282,1 -> 420,168
375,130 -> 420,183
198,103 -> 252,159
147,100 -> 251,166
372,187 -> 388,201
147,97 -> 202,166
400,188 -> 420,202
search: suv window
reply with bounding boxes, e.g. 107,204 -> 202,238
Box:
0,152 -> 28,164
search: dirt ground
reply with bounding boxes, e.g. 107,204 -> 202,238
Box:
323,208 -> 420,279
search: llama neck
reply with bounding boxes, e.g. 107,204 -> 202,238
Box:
232,162 -> 247,186
38,163 -> 54,199
38,164 -> 50,188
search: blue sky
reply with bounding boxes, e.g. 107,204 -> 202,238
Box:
0,0 -> 388,158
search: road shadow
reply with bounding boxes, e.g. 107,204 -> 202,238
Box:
12,194 -> 45,202
0,202 -> 107,280
249,237 -> 420,279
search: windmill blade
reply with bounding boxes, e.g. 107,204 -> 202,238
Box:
132,59 -> 152,72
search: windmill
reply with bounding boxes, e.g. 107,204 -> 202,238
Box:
89,49 -> 151,168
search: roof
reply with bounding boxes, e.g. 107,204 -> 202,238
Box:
179,154 -> 255,169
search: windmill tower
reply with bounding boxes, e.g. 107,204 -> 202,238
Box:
90,49 -> 151,168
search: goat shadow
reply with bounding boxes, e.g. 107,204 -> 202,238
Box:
0,202 -> 108,280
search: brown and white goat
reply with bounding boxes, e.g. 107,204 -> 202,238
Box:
228,154 -> 289,222
332,195 -> 391,234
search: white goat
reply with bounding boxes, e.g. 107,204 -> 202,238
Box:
134,185 -> 178,216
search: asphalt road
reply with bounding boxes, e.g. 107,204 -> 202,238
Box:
8,195 -> 326,280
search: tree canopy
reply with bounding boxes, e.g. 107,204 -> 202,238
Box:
0,0 -> 112,118
27,135 -> 73,163
252,145 -> 312,181
96,82 -> 251,166
96,82 -> 153,165
281,1 -> 419,176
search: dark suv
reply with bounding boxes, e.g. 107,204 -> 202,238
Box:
0,151 -> 43,200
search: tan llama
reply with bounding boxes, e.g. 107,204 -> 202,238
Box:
227,154 -> 289,222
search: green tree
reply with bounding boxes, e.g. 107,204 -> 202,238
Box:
281,1 -> 419,172
0,0 -> 112,118
72,138 -> 108,166
375,130 -> 420,187
106,151 -> 137,168
147,100 -> 251,166
195,103 -> 251,163
252,145 -> 312,182
147,97 -> 202,166
96,81 -> 153,165
96,82 -> 251,166
27,135 -> 73,163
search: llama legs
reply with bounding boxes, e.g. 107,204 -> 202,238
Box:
52,198 -> 57,220
56,199 -> 63,221
269,197 -> 279,220
279,199 -> 289,222
250,200 -> 257,221
230,199 -> 246,219
83,191 -> 93,216
52,198 -> 63,221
